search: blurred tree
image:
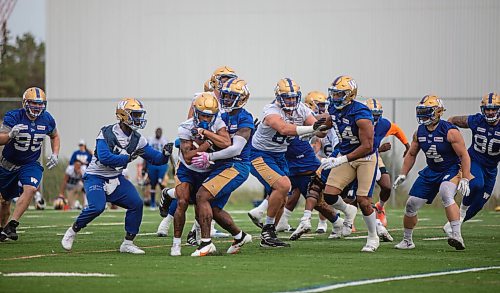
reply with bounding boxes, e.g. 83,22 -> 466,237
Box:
0,32 -> 44,118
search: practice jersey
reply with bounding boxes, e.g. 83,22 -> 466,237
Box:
1,108 -> 56,165
69,150 -> 92,166
86,124 -> 148,178
317,128 -> 340,159
286,137 -> 320,174
328,100 -> 375,156
252,102 -> 313,153
416,120 -> 460,172
467,113 -> 500,168
177,117 -> 226,172
65,164 -> 87,186
221,108 -> 254,164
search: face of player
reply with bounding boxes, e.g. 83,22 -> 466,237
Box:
198,113 -> 215,124
484,108 -> 499,124
155,128 -> 162,139
26,100 -> 46,118
317,102 -> 327,114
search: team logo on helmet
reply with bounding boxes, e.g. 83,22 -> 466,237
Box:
116,98 -> 147,130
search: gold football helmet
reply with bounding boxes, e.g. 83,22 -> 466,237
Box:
328,76 -> 358,109
116,98 -> 147,130
416,95 -> 445,126
304,91 -> 328,114
480,92 -> 500,124
193,92 -> 219,129
203,79 -> 214,92
209,66 -> 237,91
275,78 -> 301,112
22,87 -> 47,118
365,98 -> 383,122
220,78 -> 250,111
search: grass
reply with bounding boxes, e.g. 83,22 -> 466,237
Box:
0,204 -> 499,292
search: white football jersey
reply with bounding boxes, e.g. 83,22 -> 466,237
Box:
86,124 -> 148,178
252,102 -> 313,153
65,164 -> 87,187
317,128 -> 340,159
177,117 -> 226,173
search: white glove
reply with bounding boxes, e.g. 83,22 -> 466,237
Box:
320,155 -> 348,170
46,154 -> 59,170
8,124 -> 25,139
457,178 -> 470,197
392,175 -> 406,190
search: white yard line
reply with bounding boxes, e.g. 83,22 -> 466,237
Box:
0,272 -> 116,277
279,266 -> 500,293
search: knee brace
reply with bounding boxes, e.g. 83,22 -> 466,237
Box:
306,174 -> 325,200
405,196 -> 427,217
439,181 -> 457,208
324,194 -> 338,205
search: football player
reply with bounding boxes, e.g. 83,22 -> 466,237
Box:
320,76 -> 381,252
249,78 -> 327,248
393,95 -> 471,250
190,78 -> 254,256
146,127 -> 170,210
58,159 -> 86,209
171,93 -> 231,256
61,98 -> 173,254
443,93 -> 499,234
0,87 -> 60,242
365,98 -> 410,227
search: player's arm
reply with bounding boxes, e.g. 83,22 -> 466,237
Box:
448,129 -> 472,180
0,123 -> 12,145
265,114 -> 323,137
59,174 -> 69,197
386,122 -> 411,157
448,115 -> 469,128
399,131 -> 420,176
48,129 -> 60,156
95,139 -> 129,167
206,127 -> 252,161
141,144 -> 170,166
199,127 -> 231,149
180,139 -> 210,165
346,118 -> 374,161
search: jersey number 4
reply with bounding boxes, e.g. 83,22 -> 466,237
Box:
14,133 -> 45,152
425,145 -> 444,163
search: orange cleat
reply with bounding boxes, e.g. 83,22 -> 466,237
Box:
351,223 -> 357,233
375,202 -> 387,227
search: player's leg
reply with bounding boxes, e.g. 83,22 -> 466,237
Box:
148,167 -> 159,209
0,196 -> 11,232
109,176 -> 145,254
172,182 -> 192,255
464,166 -> 496,221
439,179 -> 464,250
276,185 -> 300,232
291,174 -> 322,240
375,169 -> 391,227
61,175 -> 107,250
157,197 -> 176,237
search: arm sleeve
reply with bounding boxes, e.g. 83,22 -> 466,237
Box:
142,144 -> 169,165
386,123 -> 409,145
96,139 -> 129,168
210,135 -> 247,161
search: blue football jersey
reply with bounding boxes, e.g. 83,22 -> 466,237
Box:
328,100 -> 375,156
69,150 -> 93,165
467,113 -> 500,168
221,108 -> 254,164
1,109 -> 56,165
285,137 -> 320,175
416,120 -> 460,172
374,117 -> 392,149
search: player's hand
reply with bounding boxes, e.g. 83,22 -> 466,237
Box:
457,178 -> 470,197
191,152 -> 213,169
313,117 -> 327,130
8,124 -> 25,139
162,143 -> 174,157
378,142 -> 391,153
46,154 -> 59,170
320,156 -> 348,170
392,175 -> 406,190
129,148 -> 145,162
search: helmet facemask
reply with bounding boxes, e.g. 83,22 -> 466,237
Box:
481,105 -> 499,124
126,109 -> 147,130
277,92 -> 301,112
371,108 -> 383,123
23,100 -> 46,118
315,101 -> 329,114
416,105 -> 438,126
194,110 -> 217,130
220,90 -> 245,112
328,88 -> 351,109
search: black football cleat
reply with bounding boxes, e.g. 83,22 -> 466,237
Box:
260,224 -> 290,248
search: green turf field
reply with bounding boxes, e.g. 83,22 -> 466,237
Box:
0,205 -> 499,292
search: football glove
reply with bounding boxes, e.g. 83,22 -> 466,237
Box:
129,148 -> 145,162
191,152 -> 213,169
8,124 -> 25,139
457,178 -> 470,197
320,155 -> 348,170
46,154 -> 59,170
392,175 -> 406,190
163,143 -> 174,157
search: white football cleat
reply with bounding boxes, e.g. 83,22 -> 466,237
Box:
315,221 -> 328,234
191,242 -> 217,257
376,219 -> 393,242
276,217 -> 291,232
247,208 -> 264,228
289,217 -> 311,241
170,243 -> 182,256
227,232 -> 253,254
361,236 -> 380,252
394,239 -> 415,250
447,232 -> 465,250
329,217 -> 344,239
156,216 -> 171,237
61,227 -> 76,251
442,222 -> 452,238
342,205 -> 358,236
119,240 -> 145,254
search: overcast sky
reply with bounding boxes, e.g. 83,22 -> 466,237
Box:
7,0 -> 45,42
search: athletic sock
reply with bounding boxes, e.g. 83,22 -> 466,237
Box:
459,204 -> 468,222
363,211 -> 377,239
332,197 -> 348,212
303,210 -> 312,220
173,237 -> 181,245
234,231 -> 243,240
265,216 -> 275,225
257,199 -> 269,212
167,188 -> 176,199
150,191 -> 156,207
378,200 -> 386,208
450,220 -> 462,235
403,228 -> 413,241
283,208 -> 293,221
